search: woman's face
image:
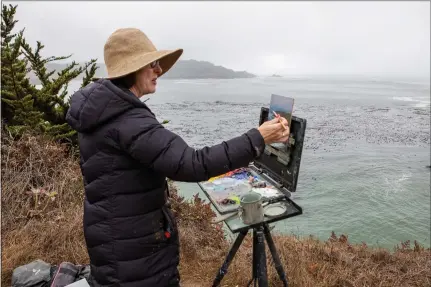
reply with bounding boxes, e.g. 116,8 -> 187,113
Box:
133,60 -> 162,97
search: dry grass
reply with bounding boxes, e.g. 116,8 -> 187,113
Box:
2,133 -> 430,286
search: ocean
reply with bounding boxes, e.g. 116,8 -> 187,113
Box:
67,76 -> 430,249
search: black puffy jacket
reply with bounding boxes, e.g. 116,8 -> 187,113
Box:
66,79 -> 265,287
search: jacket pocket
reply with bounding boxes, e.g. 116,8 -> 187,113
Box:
161,205 -> 178,241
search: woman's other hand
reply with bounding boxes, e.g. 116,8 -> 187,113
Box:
257,117 -> 290,144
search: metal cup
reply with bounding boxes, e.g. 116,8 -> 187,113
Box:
238,192 -> 264,225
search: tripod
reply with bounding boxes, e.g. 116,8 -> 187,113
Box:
212,222 -> 288,287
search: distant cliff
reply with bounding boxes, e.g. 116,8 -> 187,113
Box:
162,59 -> 255,79
29,59 -> 255,84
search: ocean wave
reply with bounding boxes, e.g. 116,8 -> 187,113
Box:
393,96 -> 415,102
393,96 -> 430,108
414,101 -> 431,108
172,80 -> 219,85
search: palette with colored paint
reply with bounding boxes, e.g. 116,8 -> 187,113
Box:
198,167 -> 284,214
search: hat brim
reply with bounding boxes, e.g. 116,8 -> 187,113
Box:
157,49 -> 183,77
93,48 -> 183,81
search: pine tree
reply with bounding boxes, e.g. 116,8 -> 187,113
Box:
20,40 -> 98,142
1,4 -> 99,144
1,4 -> 43,132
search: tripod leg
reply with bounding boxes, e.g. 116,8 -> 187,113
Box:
246,229 -> 258,287
263,224 -> 288,287
256,227 -> 268,287
212,229 -> 247,287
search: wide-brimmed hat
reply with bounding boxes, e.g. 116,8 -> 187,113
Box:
102,28 -> 183,79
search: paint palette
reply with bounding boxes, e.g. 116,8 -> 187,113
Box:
198,167 -> 284,214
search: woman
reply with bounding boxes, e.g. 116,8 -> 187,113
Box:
66,28 -> 289,287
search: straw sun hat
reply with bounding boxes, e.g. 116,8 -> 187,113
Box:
102,28 -> 183,79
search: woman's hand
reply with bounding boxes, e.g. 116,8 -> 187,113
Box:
257,117 -> 290,144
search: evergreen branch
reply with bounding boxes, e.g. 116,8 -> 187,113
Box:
21,38 -> 51,87
1,4 -> 18,45
42,61 -> 94,123
2,97 -> 17,106
46,69 -> 56,79
50,60 -> 97,97
81,59 -> 98,88
44,55 -> 72,63
10,29 -> 24,60
34,40 -> 43,59
6,30 -> 25,102
58,83 -> 69,101
50,62 -> 83,96
57,61 -> 80,77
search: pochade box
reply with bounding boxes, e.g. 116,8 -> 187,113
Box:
198,107 -> 306,223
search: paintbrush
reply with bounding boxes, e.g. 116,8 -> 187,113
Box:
272,111 -> 288,131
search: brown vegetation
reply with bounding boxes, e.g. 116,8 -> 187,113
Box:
2,133 -> 430,286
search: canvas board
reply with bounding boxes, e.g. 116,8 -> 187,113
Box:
268,94 -> 294,151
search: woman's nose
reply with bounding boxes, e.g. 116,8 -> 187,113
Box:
154,64 -> 163,75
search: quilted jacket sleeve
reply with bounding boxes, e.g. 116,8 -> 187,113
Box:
118,109 -> 265,182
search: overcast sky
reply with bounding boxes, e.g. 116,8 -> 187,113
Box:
7,1 -> 431,77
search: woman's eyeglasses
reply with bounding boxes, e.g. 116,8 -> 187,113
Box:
150,60 -> 160,69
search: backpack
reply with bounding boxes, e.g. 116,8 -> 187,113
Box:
12,260 -> 91,287
49,262 -> 90,287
